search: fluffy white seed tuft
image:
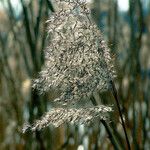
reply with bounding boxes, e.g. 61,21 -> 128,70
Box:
33,0 -> 115,105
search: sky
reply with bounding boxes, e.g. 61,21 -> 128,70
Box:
0,0 -> 129,12
118,0 -> 129,11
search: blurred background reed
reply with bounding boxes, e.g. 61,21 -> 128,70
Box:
0,0 -> 150,149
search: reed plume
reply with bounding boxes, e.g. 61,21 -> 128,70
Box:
33,0 -> 115,105
23,0 -> 115,132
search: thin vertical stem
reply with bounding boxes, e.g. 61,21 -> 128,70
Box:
90,96 -> 122,150
101,120 -> 122,150
110,80 -> 131,150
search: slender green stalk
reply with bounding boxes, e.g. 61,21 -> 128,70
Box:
110,80 -> 131,150
101,120 -> 122,150
90,96 -> 122,150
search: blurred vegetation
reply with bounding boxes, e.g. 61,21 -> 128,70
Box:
0,0 -> 150,149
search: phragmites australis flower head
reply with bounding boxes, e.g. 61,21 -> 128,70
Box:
23,0 -> 115,132
23,105 -> 112,133
33,0 -> 114,105
33,0 -> 115,105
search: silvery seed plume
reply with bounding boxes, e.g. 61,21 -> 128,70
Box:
22,0 -> 115,133
33,0 -> 115,106
22,105 -> 112,133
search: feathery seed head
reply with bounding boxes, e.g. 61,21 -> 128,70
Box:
25,0 -> 116,132
23,105 -> 112,132
33,0 -> 115,105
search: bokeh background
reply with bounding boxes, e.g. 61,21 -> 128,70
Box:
0,0 -> 150,149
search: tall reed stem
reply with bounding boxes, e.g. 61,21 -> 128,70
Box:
101,120 -> 122,150
90,96 -> 121,150
110,80 -> 131,150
